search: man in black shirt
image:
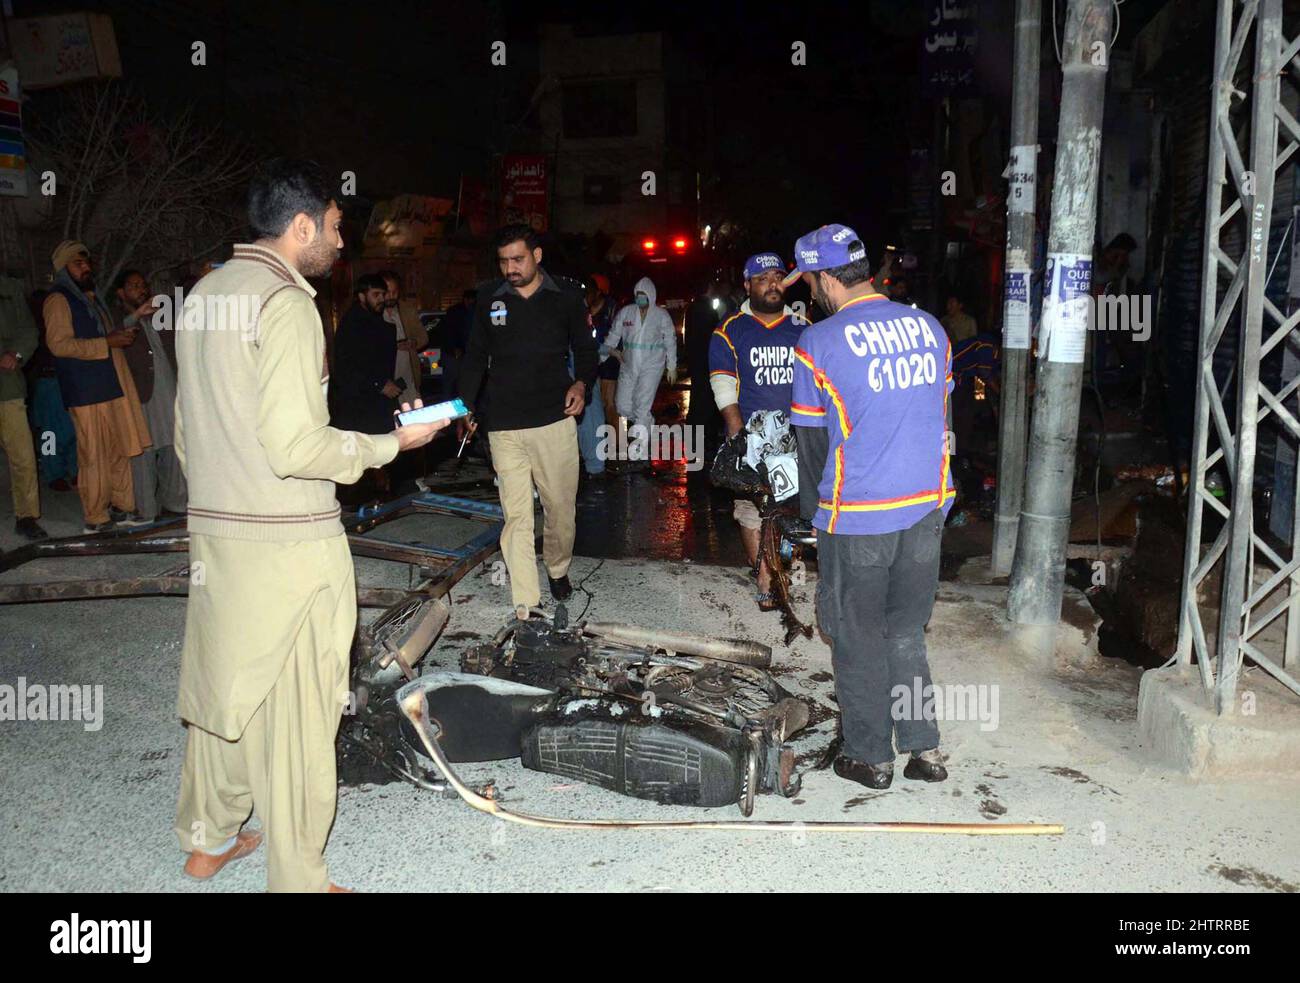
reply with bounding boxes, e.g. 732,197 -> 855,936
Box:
459,224 -> 597,615
330,273 -> 401,500
439,288 -> 477,399
330,273 -> 401,436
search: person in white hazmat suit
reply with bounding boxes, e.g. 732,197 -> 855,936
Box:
604,277 -> 676,465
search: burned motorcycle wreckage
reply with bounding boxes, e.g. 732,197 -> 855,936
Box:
2,492 -> 1066,836
0,489 -> 811,816
343,605 -> 811,815
366,615 -> 1064,835
710,414 -> 816,645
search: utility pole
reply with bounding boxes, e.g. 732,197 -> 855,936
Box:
991,0 -> 1042,575
1008,0 -> 1113,626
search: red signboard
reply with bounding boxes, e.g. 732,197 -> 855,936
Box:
501,154 -> 549,233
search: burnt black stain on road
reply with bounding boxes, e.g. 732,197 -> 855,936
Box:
122,768 -> 163,786
843,792 -> 890,809
975,782 -> 1007,819
1041,765 -> 1121,796
1209,864 -> 1298,893
443,630 -> 483,642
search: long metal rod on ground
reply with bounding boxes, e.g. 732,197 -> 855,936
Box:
399,689 -> 1064,836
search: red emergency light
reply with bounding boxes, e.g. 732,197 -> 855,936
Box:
642,238 -> 658,253
672,237 -> 688,251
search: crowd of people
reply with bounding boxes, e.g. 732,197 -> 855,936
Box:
0,243 -> 191,543
0,155 -> 1029,893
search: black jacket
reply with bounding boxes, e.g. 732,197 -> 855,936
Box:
459,270 -> 598,432
330,303 -> 398,436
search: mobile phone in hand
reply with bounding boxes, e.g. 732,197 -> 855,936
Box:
395,398 -> 470,427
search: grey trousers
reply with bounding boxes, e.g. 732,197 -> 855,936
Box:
815,509 -> 944,765
130,444 -> 187,520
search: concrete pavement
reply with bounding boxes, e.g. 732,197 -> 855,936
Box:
1,481 -> 1297,892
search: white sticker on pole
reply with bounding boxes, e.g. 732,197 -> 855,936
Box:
1007,145 -> 1036,215
1041,252 -> 1092,363
1003,268 -> 1031,349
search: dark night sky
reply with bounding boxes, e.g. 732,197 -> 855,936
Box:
14,0 -> 1170,255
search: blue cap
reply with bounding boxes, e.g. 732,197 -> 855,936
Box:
781,224 -> 868,286
743,251 -> 784,280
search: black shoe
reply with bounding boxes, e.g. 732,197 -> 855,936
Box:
903,748 -> 948,783
833,754 -> 894,789
548,574 -> 573,602
15,518 -> 48,541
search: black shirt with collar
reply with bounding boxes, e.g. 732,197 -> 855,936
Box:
459,269 -> 598,432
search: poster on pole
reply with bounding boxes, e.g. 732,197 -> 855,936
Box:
1003,267 -> 1032,349
1006,144 -> 1036,215
1040,252 -> 1092,363
501,155 -> 548,233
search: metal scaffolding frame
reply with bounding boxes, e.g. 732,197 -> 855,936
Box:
1178,0 -> 1300,712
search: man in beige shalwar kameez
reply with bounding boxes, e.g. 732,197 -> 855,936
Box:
43,241 -> 152,533
171,159 -> 444,892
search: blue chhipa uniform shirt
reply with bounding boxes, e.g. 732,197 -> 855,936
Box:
791,292 -> 955,535
708,306 -> 809,419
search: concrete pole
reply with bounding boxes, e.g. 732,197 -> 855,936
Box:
991,0 -> 1043,575
1008,0 -> 1113,626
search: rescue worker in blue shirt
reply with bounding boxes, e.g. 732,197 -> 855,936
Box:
708,251 -> 808,606
786,224 -> 954,790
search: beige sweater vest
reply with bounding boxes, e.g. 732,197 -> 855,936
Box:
174,243 -> 399,541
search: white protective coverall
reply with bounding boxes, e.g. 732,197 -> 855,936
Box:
606,277 -> 676,459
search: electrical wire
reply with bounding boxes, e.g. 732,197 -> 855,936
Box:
571,558 -> 606,623
399,691 -> 1066,835
1053,0 -> 1124,62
